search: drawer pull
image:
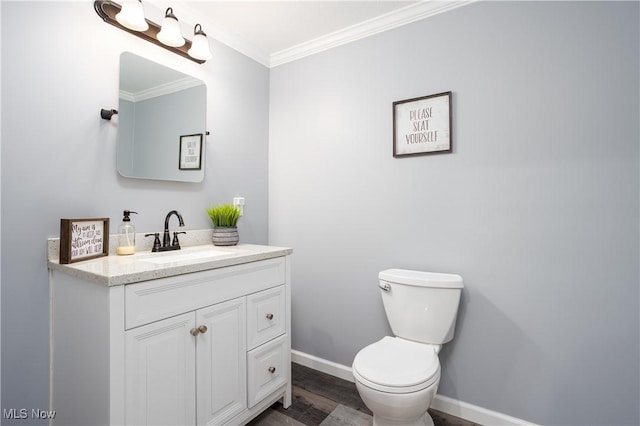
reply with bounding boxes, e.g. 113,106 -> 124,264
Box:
268,366 -> 276,374
266,313 -> 274,320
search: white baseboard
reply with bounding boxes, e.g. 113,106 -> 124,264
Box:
291,350 -> 537,426
291,349 -> 355,382
430,394 -> 537,426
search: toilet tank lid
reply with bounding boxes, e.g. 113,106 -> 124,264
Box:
379,269 -> 463,288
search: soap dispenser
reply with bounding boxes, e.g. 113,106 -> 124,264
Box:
117,210 -> 138,255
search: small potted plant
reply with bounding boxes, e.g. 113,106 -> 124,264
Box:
206,204 -> 241,246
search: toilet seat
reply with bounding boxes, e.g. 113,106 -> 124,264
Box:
353,336 -> 440,394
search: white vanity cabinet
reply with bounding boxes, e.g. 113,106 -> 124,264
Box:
49,244 -> 292,426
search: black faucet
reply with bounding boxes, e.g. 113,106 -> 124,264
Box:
159,210 -> 185,251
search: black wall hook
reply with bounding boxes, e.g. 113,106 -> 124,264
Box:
101,108 -> 118,120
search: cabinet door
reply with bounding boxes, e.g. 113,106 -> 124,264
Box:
196,297 -> 247,425
125,312 -> 196,426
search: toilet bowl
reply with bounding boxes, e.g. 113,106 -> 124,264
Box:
352,337 -> 440,426
352,269 -> 463,426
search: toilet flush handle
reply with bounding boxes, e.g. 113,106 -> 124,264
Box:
379,282 -> 391,292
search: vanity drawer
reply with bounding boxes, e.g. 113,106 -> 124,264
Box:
247,334 -> 288,408
125,257 -> 285,329
247,285 -> 286,350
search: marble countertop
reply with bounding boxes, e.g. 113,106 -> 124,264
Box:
47,230 -> 291,286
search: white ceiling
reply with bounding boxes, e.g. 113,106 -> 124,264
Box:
150,1 -> 473,67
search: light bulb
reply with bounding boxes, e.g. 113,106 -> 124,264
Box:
115,0 -> 148,32
157,7 -> 185,47
188,24 -> 212,61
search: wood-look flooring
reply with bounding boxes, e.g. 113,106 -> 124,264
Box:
248,363 -> 480,426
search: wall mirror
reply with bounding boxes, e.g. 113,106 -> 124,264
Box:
117,52 -> 206,182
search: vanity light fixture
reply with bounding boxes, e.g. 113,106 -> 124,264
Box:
188,24 -> 213,61
115,0 -> 148,31
157,7 -> 185,47
94,0 -> 212,64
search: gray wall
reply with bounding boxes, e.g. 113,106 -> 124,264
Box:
1,2 -> 269,422
269,2 -> 639,425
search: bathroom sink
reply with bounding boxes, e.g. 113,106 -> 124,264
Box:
139,247 -> 243,265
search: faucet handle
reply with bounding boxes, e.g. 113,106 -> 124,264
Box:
172,231 -> 186,248
145,233 -> 161,252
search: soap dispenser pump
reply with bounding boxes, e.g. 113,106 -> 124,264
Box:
117,210 -> 138,255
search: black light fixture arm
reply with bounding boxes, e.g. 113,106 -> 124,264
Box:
93,0 -> 205,64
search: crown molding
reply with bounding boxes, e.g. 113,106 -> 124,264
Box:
270,1 -> 476,68
120,77 -> 203,102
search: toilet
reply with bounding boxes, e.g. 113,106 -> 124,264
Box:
352,269 -> 464,426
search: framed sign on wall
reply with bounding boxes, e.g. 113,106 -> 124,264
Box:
59,218 -> 109,264
393,91 -> 452,157
179,133 -> 203,170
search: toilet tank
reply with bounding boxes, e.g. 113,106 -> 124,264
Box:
379,269 -> 463,344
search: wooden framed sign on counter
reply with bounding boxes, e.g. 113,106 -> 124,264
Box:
393,91 -> 452,157
59,218 -> 109,264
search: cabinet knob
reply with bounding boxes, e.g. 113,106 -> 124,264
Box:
268,366 -> 276,374
266,313 -> 274,320
190,326 -> 208,336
